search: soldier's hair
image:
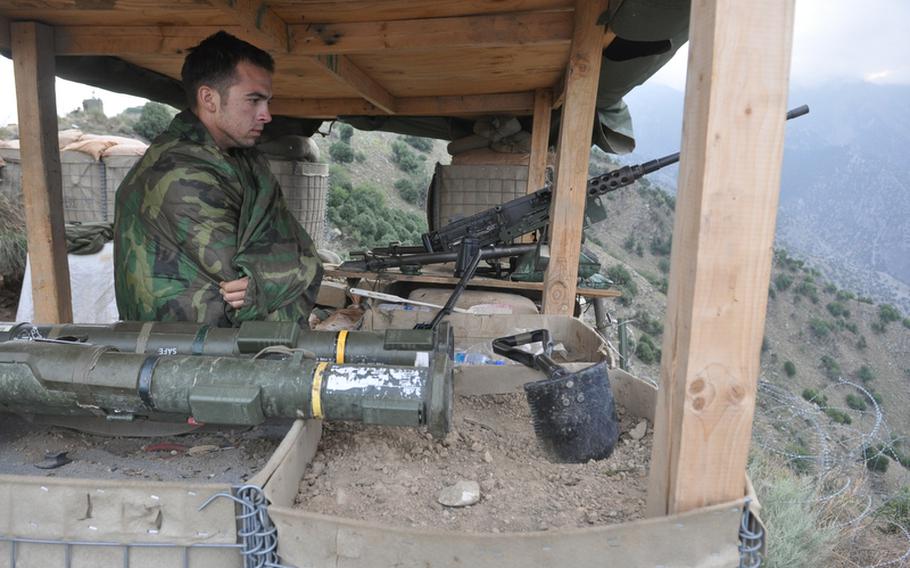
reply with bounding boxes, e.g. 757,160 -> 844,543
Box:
181,31 -> 275,110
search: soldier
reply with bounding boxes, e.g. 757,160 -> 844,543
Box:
114,31 -> 323,327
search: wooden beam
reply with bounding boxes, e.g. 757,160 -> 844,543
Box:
270,91 -> 535,117
11,21 -> 73,324
315,54 -> 396,114
646,0 -> 795,516
552,28 -> 615,110
527,89 -> 553,194
206,0 -> 289,52
53,25 -> 236,56
289,11 -> 573,55
541,0 -> 608,315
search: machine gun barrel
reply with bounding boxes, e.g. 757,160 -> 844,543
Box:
0,337 -> 453,438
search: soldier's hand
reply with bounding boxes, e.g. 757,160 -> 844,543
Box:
220,277 -> 249,309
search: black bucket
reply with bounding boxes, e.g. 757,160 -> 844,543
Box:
493,330 -> 620,463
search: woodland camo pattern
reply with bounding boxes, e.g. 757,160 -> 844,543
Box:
114,110 -> 322,327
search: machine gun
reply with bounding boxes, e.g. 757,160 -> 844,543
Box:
340,105 -> 810,278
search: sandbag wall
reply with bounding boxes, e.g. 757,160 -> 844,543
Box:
0,148 -> 329,241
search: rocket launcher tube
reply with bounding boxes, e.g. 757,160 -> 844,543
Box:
0,338 -> 453,438
2,321 -> 436,367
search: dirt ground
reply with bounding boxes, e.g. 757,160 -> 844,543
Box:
295,392 -> 652,533
0,414 -> 288,484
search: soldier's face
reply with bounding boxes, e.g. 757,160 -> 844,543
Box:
208,61 -> 273,150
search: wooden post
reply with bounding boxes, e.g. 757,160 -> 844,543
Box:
12,21 -> 73,323
526,89 -> 552,195
541,0 -> 607,315
646,0 -> 795,516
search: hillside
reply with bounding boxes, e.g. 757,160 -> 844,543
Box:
577,168 -> 910,566
624,81 -> 910,314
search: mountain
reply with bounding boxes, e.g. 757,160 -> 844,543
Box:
623,81 -> 910,312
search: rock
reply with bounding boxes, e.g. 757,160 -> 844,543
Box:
483,451 -> 493,463
443,430 -> 459,447
310,461 -> 326,477
437,480 -> 481,507
335,488 -> 351,507
629,419 -> 648,441
187,444 -> 219,456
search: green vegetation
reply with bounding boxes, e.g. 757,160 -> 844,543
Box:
635,333 -> 660,364
871,321 -> 887,334
329,141 -> 355,163
801,388 -> 827,407
0,193 -> 27,282
773,249 -> 805,272
634,310 -> 663,337
844,321 -> 858,334
784,360 -> 797,378
904,318 -> 910,330
876,488 -> 910,532
390,139 -> 424,174
606,265 -> 638,306
808,318 -> 832,339
863,444 -> 890,473
326,167 -> 426,248
845,394 -> 867,411
794,280 -> 819,303
774,273 -> 794,291
835,290 -> 855,301
857,365 -> 875,383
402,135 -> 433,153
826,301 -> 850,318
649,234 -> 672,256
879,303 -> 901,324
393,178 -> 426,206
819,355 -> 841,379
133,102 -> 176,141
749,455 -> 838,568
657,257 -> 670,274
824,408 -> 852,425
338,123 -> 354,143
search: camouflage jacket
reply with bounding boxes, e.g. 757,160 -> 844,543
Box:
114,110 -> 323,327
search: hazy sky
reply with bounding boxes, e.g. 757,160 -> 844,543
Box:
1,0 -> 908,126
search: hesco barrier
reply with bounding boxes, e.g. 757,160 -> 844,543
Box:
0,148 -> 328,239
428,164 -> 528,232
267,159 -> 329,248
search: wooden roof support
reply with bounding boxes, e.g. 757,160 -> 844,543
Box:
270,91 -> 534,118
289,11 -> 574,55
53,25 -> 235,56
314,55 -> 396,114
526,89 -> 553,195
11,21 -> 73,323
552,27 -> 615,110
646,0 -> 795,516
206,0 -> 289,51
204,0 -> 396,114
541,0 -> 608,315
